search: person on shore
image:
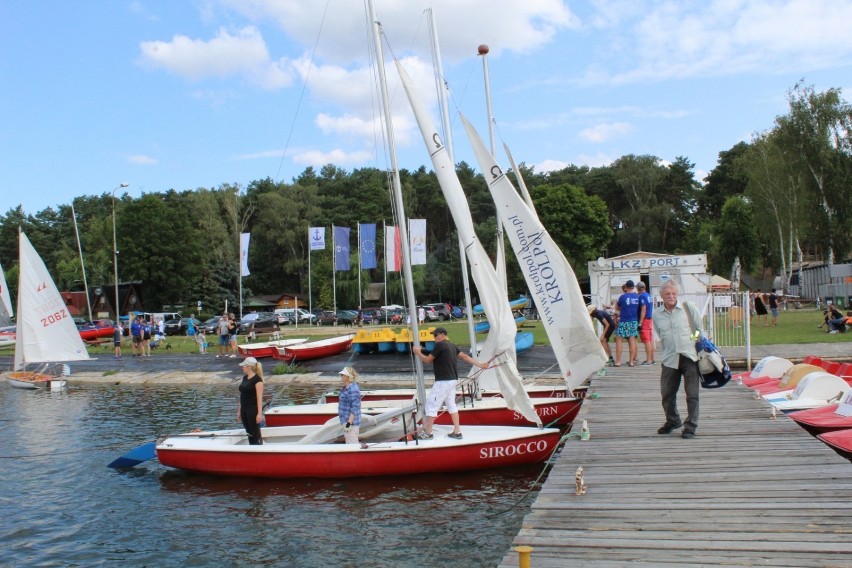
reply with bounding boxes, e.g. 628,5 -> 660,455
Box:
587,304 -> 615,365
142,318 -> 151,356
130,316 -> 143,357
236,357 -> 264,445
186,314 -> 196,338
113,322 -> 123,358
753,290 -> 768,325
637,281 -> 656,365
337,366 -> 362,445
216,314 -> 230,357
826,304 -> 847,334
412,327 -> 487,440
653,280 -> 702,439
614,280 -> 640,367
768,289 -> 780,326
228,313 -> 239,358
196,327 -> 207,354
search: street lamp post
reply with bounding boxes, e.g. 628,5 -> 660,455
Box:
112,183 -> 129,323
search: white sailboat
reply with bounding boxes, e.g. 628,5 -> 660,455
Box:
144,1 -> 562,478
396,61 -> 541,426
0,259 -> 14,348
460,115 -> 608,391
6,230 -> 90,389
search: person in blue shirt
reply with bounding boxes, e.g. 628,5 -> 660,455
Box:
615,280 -> 640,367
337,366 -> 361,444
637,281 -> 656,365
130,316 -> 143,357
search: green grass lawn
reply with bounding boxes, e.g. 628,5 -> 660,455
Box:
0,308 -> 846,360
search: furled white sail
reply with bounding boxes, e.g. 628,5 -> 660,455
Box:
461,115 -> 607,389
0,259 -> 12,326
395,61 -> 541,427
14,231 -> 89,370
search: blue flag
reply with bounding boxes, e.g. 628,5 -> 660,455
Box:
360,223 -> 377,269
334,226 -> 350,271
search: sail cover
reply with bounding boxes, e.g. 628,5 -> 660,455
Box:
396,61 -> 541,427
15,231 -> 90,370
461,115 -> 607,389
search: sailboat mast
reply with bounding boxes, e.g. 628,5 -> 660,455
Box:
367,0 -> 427,410
71,203 -> 93,322
427,8 -> 477,354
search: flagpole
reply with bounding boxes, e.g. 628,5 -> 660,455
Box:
383,219 -> 387,309
358,223 -> 363,311
308,228 -> 312,323
238,231 -> 243,319
332,225 -> 337,314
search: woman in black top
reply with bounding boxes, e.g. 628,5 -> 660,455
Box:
236,357 -> 264,445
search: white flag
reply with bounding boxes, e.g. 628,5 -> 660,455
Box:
409,218 -> 426,266
309,227 -> 325,251
240,232 -> 251,276
385,225 -> 401,272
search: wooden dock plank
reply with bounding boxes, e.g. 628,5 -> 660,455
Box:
500,365 -> 852,567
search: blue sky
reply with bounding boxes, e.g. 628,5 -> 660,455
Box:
3,0 -> 851,214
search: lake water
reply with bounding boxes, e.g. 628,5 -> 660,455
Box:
0,382 -> 547,567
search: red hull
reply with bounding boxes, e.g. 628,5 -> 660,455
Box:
273,336 -> 353,362
789,404 -> 852,436
237,345 -> 277,358
435,398 -> 582,428
79,326 -> 114,341
156,430 -> 561,479
817,428 -> 852,460
265,398 -> 582,428
323,385 -> 588,403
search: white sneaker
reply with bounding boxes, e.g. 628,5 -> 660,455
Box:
830,330 -> 838,334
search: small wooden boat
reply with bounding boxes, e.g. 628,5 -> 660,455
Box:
273,334 -> 354,362
237,338 -> 308,359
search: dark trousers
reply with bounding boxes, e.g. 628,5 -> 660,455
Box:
660,354 -> 700,432
240,406 -> 263,445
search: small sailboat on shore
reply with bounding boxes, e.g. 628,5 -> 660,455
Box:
5,230 -> 89,389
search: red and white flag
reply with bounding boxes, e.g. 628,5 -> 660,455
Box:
385,225 -> 402,272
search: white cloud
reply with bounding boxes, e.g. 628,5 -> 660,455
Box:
138,26 -> 293,89
578,122 -> 632,143
535,159 -> 570,172
127,154 -> 158,165
292,148 -> 374,167
574,152 -> 616,168
580,0 -> 852,84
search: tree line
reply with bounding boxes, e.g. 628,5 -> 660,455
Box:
1,82 -> 848,315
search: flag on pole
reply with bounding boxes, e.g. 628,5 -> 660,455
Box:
309,227 -> 325,251
334,226 -> 350,271
239,232 -> 251,276
385,225 -> 402,272
359,223 -> 377,269
409,219 -> 427,265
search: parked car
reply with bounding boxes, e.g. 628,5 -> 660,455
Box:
336,310 -> 358,326
239,313 -> 279,334
425,303 -> 453,321
164,317 -> 201,336
358,308 -> 386,324
316,310 -> 338,326
274,308 -> 316,324
418,305 -> 440,322
200,316 -> 224,335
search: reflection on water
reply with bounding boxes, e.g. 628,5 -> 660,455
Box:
1,381 -> 545,567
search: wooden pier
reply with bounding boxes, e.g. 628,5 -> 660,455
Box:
501,364 -> 852,567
